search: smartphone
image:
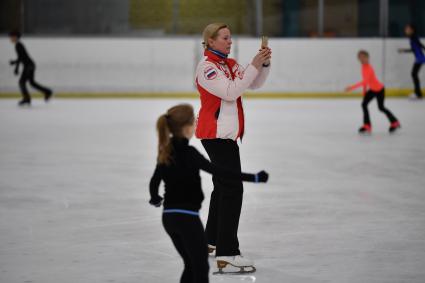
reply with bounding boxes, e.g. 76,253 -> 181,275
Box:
261,36 -> 270,65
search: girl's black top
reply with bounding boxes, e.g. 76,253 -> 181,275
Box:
149,137 -> 256,211
15,42 -> 35,67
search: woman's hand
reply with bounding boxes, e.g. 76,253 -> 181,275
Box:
344,86 -> 351,92
251,47 -> 272,70
261,46 -> 271,66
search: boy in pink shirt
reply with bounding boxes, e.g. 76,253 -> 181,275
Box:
345,50 -> 400,134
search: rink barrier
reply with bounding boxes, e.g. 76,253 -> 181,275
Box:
2,38 -> 425,93
0,89 -> 418,99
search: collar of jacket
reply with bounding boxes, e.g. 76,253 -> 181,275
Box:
205,48 -> 228,65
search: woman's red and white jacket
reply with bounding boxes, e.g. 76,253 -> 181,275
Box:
195,49 -> 270,140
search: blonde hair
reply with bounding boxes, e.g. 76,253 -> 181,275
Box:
156,104 -> 195,165
202,23 -> 229,49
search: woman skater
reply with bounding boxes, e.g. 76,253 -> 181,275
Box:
398,24 -> 425,100
195,23 -> 271,273
8,31 -> 53,107
345,50 -> 400,134
149,104 -> 268,282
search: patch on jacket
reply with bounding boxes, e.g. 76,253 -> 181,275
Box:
204,66 -> 218,80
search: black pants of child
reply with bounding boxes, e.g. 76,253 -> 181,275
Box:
19,65 -> 52,101
201,138 -> 243,257
362,88 -> 398,125
162,213 -> 209,283
412,63 -> 423,98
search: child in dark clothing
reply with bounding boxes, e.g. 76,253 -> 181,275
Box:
398,24 -> 425,100
8,31 -> 53,106
149,104 -> 268,283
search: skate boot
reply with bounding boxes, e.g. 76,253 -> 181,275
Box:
389,121 -> 401,133
208,244 -> 216,256
358,124 -> 371,134
408,93 -> 422,100
214,255 -> 256,275
44,90 -> 53,102
18,99 -> 31,107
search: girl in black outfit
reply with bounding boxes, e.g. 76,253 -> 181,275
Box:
149,104 -> 268,283
8,31 -> 53,106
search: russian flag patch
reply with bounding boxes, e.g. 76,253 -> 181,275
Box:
204,66 -> 218,80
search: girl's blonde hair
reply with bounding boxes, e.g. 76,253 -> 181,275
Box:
202,23 -> 229,49
156,104 -> 195,165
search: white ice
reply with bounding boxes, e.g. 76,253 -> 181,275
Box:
1,98 -> 425,283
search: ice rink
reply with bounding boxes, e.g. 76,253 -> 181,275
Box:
1,98 -> 425,283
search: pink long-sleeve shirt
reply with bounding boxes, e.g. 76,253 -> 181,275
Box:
347,63 -> 384,95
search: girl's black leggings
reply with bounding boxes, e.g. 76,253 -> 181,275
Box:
162,212 -> 209,283
412,63 -> 423,98
362,88 -> 398,125
19,66 -> 52,101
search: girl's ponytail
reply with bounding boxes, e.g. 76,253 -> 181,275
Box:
155,104 -> 195,165
157,114 -> 172,165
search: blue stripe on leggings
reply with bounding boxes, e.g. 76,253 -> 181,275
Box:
163,209 -> 199,216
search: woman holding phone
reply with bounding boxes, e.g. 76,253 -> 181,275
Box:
195,23 -> 271,274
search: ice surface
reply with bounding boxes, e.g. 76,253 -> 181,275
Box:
1,98 -> 424,283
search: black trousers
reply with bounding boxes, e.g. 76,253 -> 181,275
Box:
19,65 -> 51,101
412,63 -> 423,98
201,139 -> 243,257
162,213 -> 209,283
362,88 -> 398,125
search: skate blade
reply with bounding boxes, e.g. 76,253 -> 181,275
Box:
18,102 -> 31,108
213,266 -> 256,275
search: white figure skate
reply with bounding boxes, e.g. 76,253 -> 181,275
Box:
213,255 -> 256,275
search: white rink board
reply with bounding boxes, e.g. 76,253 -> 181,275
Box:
0,37 -> 424,93
0,99 -> 425,283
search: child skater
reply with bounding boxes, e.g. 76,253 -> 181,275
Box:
345,50 -> 401,134
8,31 -> 53,107
149,104 -> 268,282
398,24 -> 425,100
